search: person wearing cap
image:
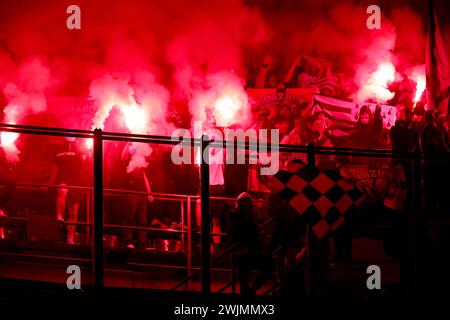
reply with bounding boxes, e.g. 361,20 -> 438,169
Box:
226,192 -> 272,295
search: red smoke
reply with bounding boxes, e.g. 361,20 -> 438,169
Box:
89,71 -> 170,172
1,58 -> 53,161
1,0 -> 449,164
0,0 -> 269,168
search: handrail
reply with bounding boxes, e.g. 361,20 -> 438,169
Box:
1,182 -> 268,234
0,251 -> 240,273
0,215 -> 186,234
13,181 -> 266,203
261,244 -> 290,296
1,123 -> 448,295
16,182 -> 92,192
0,123 -> 200,146
0,216 -> 90,227
216,280 -> 233,294
170,243 -> 238,291
261,283 -> 280,296
3,122 -> 449,159
2,180 -> 273,292
215,243 -> 288,295
104,224 -> 185,234
171,217 -> 278,292
0,123 -> 93,135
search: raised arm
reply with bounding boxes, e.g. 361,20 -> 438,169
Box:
142,170 -> 154,203
255,56 -> 273,88
283,56 -> 302,87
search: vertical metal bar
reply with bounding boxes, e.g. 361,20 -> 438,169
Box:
201,135 -> 211,294
305,225 -> 312,296
186,196 -> 192,290
231,252 -> 236,294
411,154 -> 421,295
180,199 -> 185,248
307,143 -> 316,168
93,129 -> 104,290
306,143 -> 315,295
86,191 -> 91,247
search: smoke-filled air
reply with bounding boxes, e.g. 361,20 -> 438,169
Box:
0,0 -> 448,168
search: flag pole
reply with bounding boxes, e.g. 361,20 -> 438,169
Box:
426,0 -> 435,112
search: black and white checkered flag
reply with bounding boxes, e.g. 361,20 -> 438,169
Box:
260,161 -> 365,239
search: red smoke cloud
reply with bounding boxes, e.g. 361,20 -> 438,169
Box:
1,0 -> 449,164
255,0 -> 430,103
1,58 -> 53,161
0,0 -> 269,168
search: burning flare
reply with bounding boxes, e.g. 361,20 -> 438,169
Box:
89,72 -> 169,172
409,65 -> 426,106
190,72 -> 250,128
1,59 -> 51,162
0,129 -> 20,162
413,77 -> 426,104
357,61 -> 396,103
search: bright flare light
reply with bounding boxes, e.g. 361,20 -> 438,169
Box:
374,62 -> 396,83
0,128 -> 20,162
120,104 -> 147,134
413,77 -> 426,104
408,65 -> 426,107
214,96 -> 240,127
85,138 -> 93,150
368,62 -> 396,102
0,131 -> 19,148
357,61 -> 396,103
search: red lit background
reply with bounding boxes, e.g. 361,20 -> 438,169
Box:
0,0 -> 449,162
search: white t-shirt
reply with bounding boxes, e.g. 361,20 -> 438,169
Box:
209,146 -> 224,186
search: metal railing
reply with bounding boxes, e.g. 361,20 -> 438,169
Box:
0,181 -> 247,285
1,122 -> 448,295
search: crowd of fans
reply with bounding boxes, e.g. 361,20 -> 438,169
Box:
1,52 -> 450,245
246,54 -> 450,155
1,53 -> 450,296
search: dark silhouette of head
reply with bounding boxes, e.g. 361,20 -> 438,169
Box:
358,105 -> 373,125
425,110 -> 435,125
236,192 -> 253,213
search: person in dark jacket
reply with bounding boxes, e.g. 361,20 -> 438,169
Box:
302,112 -> 335,169
350,105 -> 383,165
390,105 -> 413,174
48,137 -> 85,244
351,105 -> 383,150
407,105 -> 426,152
421,110 -> 449,217
120,142 -> 153,249
267,193 -> 307,299
421,110 -> 448,154
226,192 -> 272,294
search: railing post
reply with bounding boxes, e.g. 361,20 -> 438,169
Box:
411,154 -> 421,295
93,129 -> 104,290
305,144 -> 315,296
201,135 -> 211,294
305,224 -> 312,296
231,252 -> 236,294
186,196 -> 192,290
307,143 -> 316,168
180,199 -> 185,248
86,191 -> 91,246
